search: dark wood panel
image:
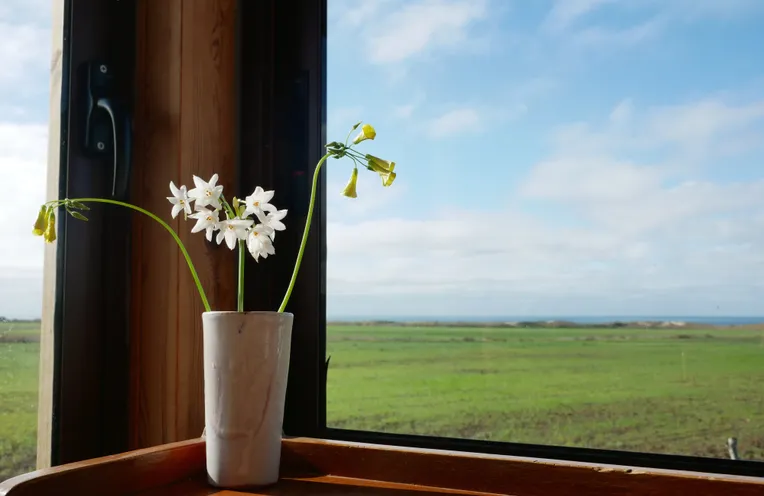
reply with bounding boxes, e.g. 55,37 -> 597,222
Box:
130,0 -> 183,449
4,438 -> 763,496
177,0 -> 238,441
129,0 -> 238,448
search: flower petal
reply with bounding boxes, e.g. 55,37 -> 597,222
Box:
225,230 -> 236,249
170,181 -> 182,197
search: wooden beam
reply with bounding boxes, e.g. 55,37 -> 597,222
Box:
130,0 -> 237,449
36,0 -> 65,470
7,438 -> 764,495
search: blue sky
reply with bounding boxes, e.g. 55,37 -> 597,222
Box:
2,1 -> 764,319
325,0 -> 764,318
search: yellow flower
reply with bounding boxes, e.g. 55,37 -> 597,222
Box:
342,168 -> 359,198
366,155 -> 396,187
43,211 -> 56,243
352,124 -> 376,144
32,206 -> 49,236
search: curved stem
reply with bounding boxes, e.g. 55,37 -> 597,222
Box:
238,239 -> 245,312
57,198 -> 211,312
278,153 -> 330,312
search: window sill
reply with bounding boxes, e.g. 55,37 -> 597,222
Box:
1,437 -> 762,495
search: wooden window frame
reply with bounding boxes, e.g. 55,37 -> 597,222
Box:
38,0 -> 764,481
38,0 -> 136,468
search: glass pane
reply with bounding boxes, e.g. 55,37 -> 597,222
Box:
326,0 -> 764,461
0,1 -> 51,480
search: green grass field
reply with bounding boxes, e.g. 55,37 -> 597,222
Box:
2,321 -> 763,480
0,322 -> 40,481
326,324 -> 764,460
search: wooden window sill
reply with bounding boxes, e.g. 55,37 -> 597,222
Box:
1,438 -> 762,495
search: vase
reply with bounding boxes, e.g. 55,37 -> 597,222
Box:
202,311 -> 294,488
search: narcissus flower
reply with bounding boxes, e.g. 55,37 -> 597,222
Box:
257,209 -> 287,240
188,174 -> 224,210
366,155 -> 396,187
167,181 -> 193,219
342,168 -> 358,198
189,208 -> 220,242
244,186 -> 276,217
352,124 -> 376,144
247,224 -> 276,262
31,119 -> 396,317
216,218 -> 254,250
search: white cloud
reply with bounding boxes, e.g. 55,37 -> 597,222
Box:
0,2 -> 50,92
0,122 -> 48,318
393,104 -> 415,119
337,0 -> 490,65
542,0 -> 616,33
327,172 -> 407,220
328,106 -> 364,136
425,107 -> 482,138
0,3 -> 52,318
568,17 -> 664,49
327,95 -> 764,317
541,0 -> 764,54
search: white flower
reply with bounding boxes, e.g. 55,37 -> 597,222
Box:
167,181 -> 193,219
247,224 -> 276,262
188,173 -> 224,210
244,186 -> 275,217
189,208 -> 220,242
215,218 -> 254,250
256,208 -> 287,240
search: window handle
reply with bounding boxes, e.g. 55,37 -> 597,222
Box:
81,61 -> 133,199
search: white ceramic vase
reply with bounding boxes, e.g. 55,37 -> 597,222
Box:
202,311 -> 294,488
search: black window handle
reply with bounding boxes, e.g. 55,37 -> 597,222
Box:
81,61 -> 132,199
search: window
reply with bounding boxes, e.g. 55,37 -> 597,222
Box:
0,0 -> 136,475
0,1 -> 52,480
322,0 -> 764,474
3,0 -> 761,483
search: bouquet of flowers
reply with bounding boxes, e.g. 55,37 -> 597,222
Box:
32,122 -> 395,313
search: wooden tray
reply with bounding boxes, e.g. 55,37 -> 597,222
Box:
2,437 -> 763,495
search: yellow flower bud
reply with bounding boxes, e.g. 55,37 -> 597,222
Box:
381,171 -> 396,187
342,168 -> 359,198
32,206 -> 49,236
43,211 -> 56,243
352,124 -> 376,144
366,155 -> 396,187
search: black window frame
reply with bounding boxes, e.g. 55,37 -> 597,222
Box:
238,0 -> 764,479
45,0 -> 135,466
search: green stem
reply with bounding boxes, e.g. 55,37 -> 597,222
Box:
278,153 -> 331,313
238,240 -> 245,312
58,197 -> 211,312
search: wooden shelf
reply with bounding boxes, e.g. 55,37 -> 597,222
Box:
2,437 -> 763,495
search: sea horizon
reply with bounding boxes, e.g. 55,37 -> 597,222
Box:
327,315 -> 764,326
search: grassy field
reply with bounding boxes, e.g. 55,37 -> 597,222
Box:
0,322 -> 40,481
326,324 -> 764,460
2,321 -> 763,480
